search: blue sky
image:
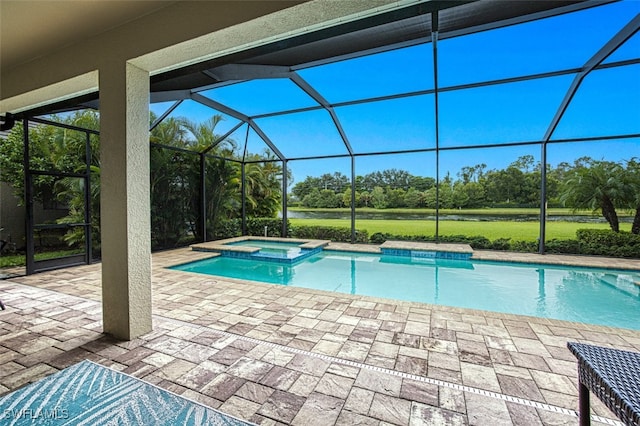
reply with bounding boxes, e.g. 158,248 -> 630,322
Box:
151,0 -> 640,184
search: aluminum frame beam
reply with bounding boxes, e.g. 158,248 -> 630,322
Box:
538,12 -> 640,253
207,64 -> 291,80
543,13 -> 640,142
290,73 -> 354,156
149,100 -> 182,131
150,90 -> 192,103
191,92 -> 285,161
201,121 -> 245,155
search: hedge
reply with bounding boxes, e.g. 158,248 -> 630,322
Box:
576,229 -> 640,258
211,218 -> 288,239
290,225 -> 369,243
369,229 -> 639,258
212,219 -> 370,243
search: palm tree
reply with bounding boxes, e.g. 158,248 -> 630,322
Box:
178,115 -> 242,238
204,158 -> 240,238
242,153 -> 282,218
179,116 -> 236,154
560,160 -> 625,232
148,117 -> 194,248
622,158 -> 640,234
56,165 -> 101,252
150,115 -> 187,147
46,111 -> 101,254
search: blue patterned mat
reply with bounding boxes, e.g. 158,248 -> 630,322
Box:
0,360 -> 254,425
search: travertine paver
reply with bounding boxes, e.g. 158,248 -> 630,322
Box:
291,392 -> 344,425
399,379 -> 439,407
257,389 -> 306,423
410,402 -> 467,426
314,372 -> 354,399
354,368 -> 402,397
1,246 -> 639,425
336,410 -> 380,426
465,392 -> 512,425
460,362 -> 501,392
369,392 -> 412,425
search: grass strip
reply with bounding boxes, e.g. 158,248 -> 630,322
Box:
289,218 -> 626,241
288,207 -> 633,217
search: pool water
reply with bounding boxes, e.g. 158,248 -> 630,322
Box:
172,250 -> 640,330
226,240 -> 307,260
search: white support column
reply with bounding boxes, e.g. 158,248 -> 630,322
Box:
99,61 -> 152,340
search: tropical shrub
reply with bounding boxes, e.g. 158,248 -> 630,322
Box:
0,111 -> 286,253
0,112 -> 101,255
246,218 -> 287,237
544,239 -> 581,254
210,219 -> 242,239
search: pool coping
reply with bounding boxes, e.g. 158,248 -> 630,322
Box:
325,242 -> 640,271
190,236 -> 331,254
380,240 -> 473,254
189,237 -> 640,271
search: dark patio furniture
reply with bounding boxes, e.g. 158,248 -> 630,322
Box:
567,342 -> 640,426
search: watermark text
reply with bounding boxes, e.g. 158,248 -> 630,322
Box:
3,408 -> 69,420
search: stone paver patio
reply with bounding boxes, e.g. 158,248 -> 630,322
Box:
1,245 -> 639,425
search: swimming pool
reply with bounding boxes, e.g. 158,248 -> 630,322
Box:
172,249 -> 640,330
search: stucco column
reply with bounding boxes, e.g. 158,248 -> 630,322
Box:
99,61 -> 152,340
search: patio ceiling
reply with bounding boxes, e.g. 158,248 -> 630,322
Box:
20,0 -> 590,114
17,0 -> 640,162
0,1 -> 179,71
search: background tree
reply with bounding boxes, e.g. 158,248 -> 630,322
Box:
341,188 -> 361,208
301,188 -> 340,208
371,186 -> 387,209
458,163 -> 486,184
408,175 -> 436,191
386,188 -> 406,208
291,176 -> 321,201
460,181 -> 486,208
404,188 -> 425,208
0,113 -> 99,205
359,191 -> 372,207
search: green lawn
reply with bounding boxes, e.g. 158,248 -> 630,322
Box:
289,207 -> 633,217
0,249 -> 84,268
289,218 -> 626,241
0,254 -> 24,268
